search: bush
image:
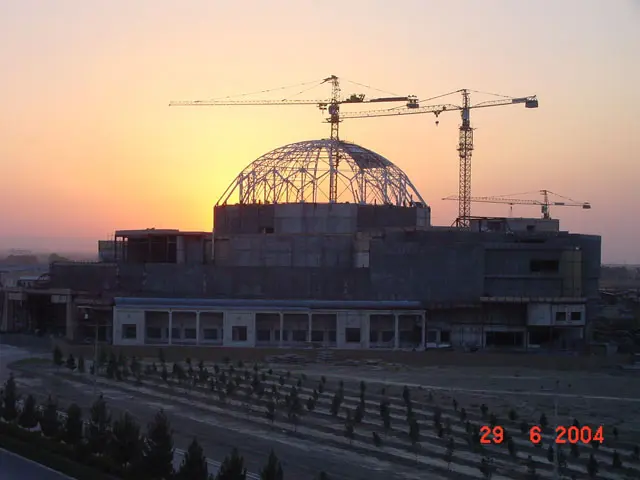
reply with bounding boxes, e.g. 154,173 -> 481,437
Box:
0,421 -> 122,479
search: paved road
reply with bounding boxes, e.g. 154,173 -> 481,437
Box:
0,448 -> 73,480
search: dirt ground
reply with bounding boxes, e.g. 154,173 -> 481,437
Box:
10,352 -> 640,480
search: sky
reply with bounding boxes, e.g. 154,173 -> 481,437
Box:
1,0 -> 639,263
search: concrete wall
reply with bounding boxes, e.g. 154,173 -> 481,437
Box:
214,203 -> 429,236
47,230 -> 601,311
214,234 -> 353,267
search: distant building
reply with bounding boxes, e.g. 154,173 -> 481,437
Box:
98,240 -> 120,262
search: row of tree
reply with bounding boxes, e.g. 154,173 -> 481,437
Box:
0,373 -> 331,479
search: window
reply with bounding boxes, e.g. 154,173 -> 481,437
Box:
203,328 -> 218,340
369,330 -> 379,343
292,330 -> 307,342
169,327 -> 181,340
256,330 -> 271,342
122,324 -> 137,339
441,330 -> 451,343
311,330 -> 325,342
328,330 -> 336,342
184,328 -> 196,340
232,326 -> 247,341
570,311 -> 582,321
426,330 -> 438,343
345,328 -> 361,343
381,331 -> 394,342
146,327 -> 161,339
274,329 -> 282,341
530,259 -> 559,273
555,311 -> 566,322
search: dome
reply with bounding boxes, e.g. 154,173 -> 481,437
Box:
217,139 -> 426,207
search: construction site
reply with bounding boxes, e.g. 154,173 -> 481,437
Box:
1,75 -> 600,354
7,75 -> 640,480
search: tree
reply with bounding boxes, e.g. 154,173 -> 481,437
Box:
587,453 -> 599,478
306,395 -> 316,413
63,403 -> 83,445
408,418 -> 420,459
330,393 -> 342,416
18,394 -> 38,429
216,448 -> 247,479
88,394 -> 111,454
66,354 -> 76,371
265,400 -> 276,425
479,457 -> 494,479
382,405 -> 391,437
141,409 -> 175,480
40,395 -> 60,438
488,413 -> 498,428
402,386 -> 411,406
109,412 -> 143,470
520,420 -> 529,434
444,437 -> 454,470
526,455 -> 539,480
78,355 -> 86,373
288,390 -> 303,431
260,450 -> 283,480
539,413 -> 548,430
546,445 -> 554,463
459,407 -> 467,422
158,348 -> 166,365
507,437 -> 517,458
570,442 -> 580,458
344,418 -> 355,445
176,438 -> 210,480
612,450 -> 622,469
2,373 -> 18,422
354,403 -> 364,424
53,346 -> 64,368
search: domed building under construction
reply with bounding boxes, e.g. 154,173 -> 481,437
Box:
1,139 -> 600,352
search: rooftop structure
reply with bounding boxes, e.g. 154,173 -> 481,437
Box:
217,139 -> 426,207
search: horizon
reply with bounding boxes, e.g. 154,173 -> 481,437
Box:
1,0 -> 638,263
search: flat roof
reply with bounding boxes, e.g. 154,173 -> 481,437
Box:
115,229 -> 210,238
114,297 -> 423,311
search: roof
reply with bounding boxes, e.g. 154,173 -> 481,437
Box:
114,297 -> 423,311
115,229 -> 210,238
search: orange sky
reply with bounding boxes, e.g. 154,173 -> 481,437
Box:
1,0 -> 639,262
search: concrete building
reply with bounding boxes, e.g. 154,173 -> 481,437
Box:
0,139 -> 600,351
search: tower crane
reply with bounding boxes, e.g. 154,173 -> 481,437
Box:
170,75 -> 417,203
170,76 -> 538,225
337,89 -> 538,227
442,189 -> 591,220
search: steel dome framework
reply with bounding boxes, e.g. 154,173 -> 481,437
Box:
217,139 -> 426,207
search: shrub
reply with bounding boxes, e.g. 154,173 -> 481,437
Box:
18,394 -> 38,429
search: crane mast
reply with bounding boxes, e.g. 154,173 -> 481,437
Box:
458,90 -> 473,227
